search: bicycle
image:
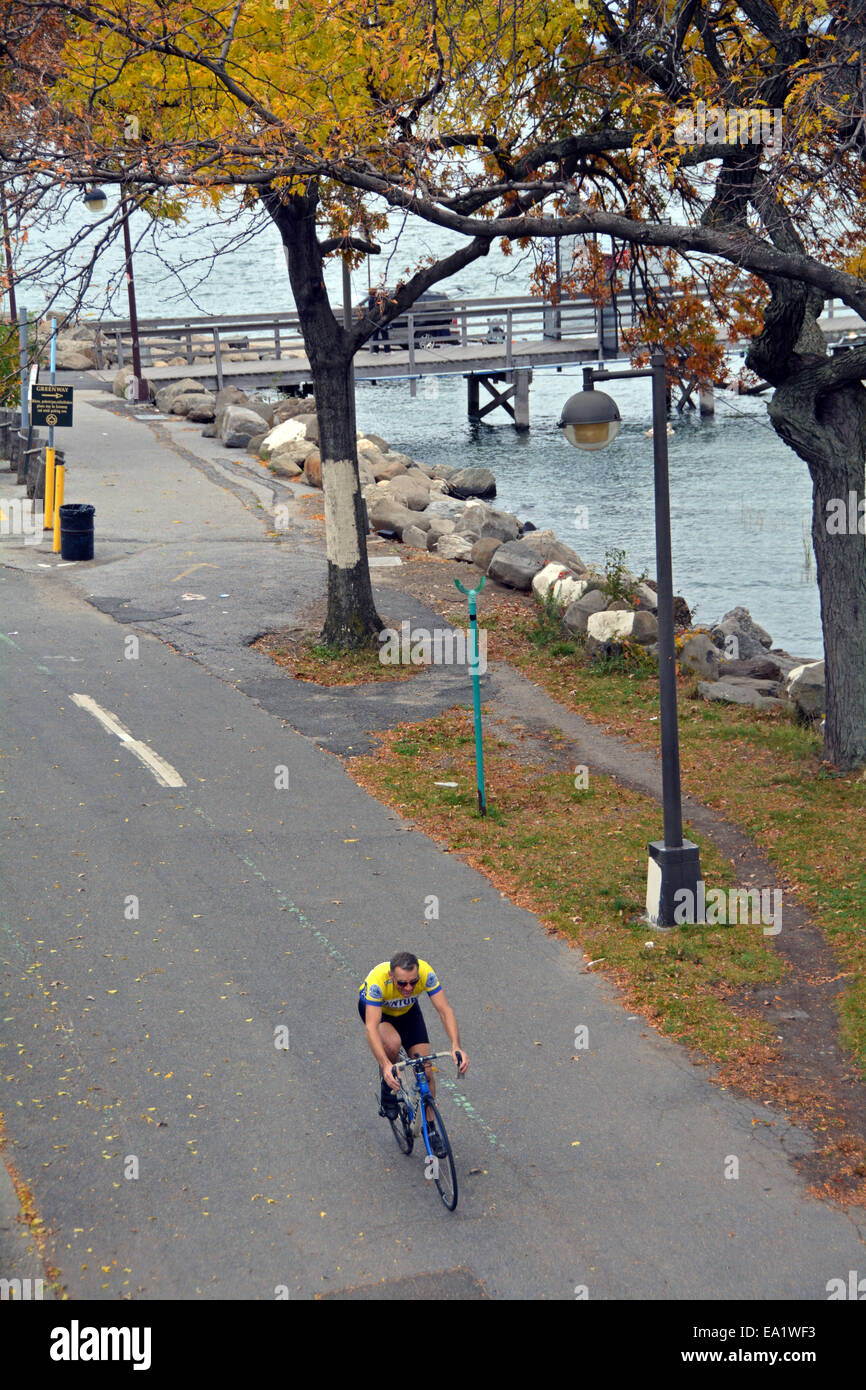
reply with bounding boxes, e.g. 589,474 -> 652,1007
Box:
378,1048 -> 461,1211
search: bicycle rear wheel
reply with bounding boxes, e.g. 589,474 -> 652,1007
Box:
425,1099 -> 458,1211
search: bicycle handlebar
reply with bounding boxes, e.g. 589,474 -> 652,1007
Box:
391,1050 -> 463,1079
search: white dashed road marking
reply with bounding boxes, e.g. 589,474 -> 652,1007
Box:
70,693 -> 186,788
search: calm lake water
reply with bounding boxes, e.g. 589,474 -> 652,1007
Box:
28,198 -> 823,656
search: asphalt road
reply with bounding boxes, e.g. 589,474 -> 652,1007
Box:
1,397 -> 864,1301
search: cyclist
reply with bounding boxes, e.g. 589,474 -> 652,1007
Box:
359,952 -> 469,1156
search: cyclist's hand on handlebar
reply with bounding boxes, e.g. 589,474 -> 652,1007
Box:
384,1064 -> 402,1092
453,1048 -> 469,1077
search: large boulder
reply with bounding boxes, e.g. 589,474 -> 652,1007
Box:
487,539 -> 548,590
585,610 -> 659,655
294,413 -> 319,445
711,606 -> 773,660
532,563 -> 589,607
303,452 -> 322,488
221,405 -> 273,448
369,497 -> 423,537
678,633 -> 721,681
435,533 -> 475,562
113,367 -> 135,399
518,528 -> 586,573
56,344 -> 96,370
562,590 -> 607,636
426,517 -> 456,541
386,474 -> 431,510
423,496 -> 466,521
269,455 -> 303,479
267,439 -> 310,472
262,417 -> 310,456
698,679 -> 784,709
214,385 -> 250,427
156,377 -> 208,412
430,464 -> 455,481
246,396 -> 275,427
446,466 -> 497,499
368,452 -> 408,481
170,391 -> 215,418
273,396 -> 316,425
786,661 -> 825,719
471,536 -> 503,572
402,524 -> 433,551
455,500 -> 520,543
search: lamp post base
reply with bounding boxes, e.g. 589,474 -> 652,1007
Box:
645,839 -> 703,928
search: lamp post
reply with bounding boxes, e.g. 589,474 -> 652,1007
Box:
558,347 -> 702,927
83,185 -> 148,402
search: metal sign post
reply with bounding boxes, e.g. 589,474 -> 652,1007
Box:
454,575 -> 487,816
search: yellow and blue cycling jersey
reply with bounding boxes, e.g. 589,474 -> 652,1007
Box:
359,960 -> 442,1016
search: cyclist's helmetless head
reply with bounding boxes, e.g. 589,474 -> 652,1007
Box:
390,952 -> 420,992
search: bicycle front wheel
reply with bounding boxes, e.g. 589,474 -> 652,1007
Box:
425,1100 -> 458,1211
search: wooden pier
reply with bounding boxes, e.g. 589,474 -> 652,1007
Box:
88,289 -> 866,430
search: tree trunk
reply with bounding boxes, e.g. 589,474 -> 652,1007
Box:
769,377 -> 866,770
262,182 -> 383,649
315,356 -> 384,647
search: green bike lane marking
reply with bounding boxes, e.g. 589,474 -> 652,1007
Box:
193,804 -> 505,1151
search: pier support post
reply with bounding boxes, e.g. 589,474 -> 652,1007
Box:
514,368 -> 532,431
467,375 -> 480,420
699,383 -> 715,416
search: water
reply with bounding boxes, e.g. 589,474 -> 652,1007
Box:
23,196 -> 822,655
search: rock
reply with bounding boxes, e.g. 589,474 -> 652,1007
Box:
532,563 -> 580,604
220,405 -> 273,448
606,599 -> 632,612
435,533 -> 475,562
369,453 -> 408,481
273,397 -> 316,425
201,422 -> 217,438
633,582 -> 659,612
214,386 -> 249,429
404,467 -> 434,490
521,520 -> 537,532
720,657 -> 783,681
303,452 -> 322,488
361,433 -> 390,454
357,459 -> 376,489
698,679 -> 784,709
269,456 -> 303,479
517,528 -> 586,573
585,610 -> 659,655
262,418 -> 310,455
247,431 -> 269,456
369,498 -> 423,537
385,475 -> 430,510
673,595 -> 693,627
430,464 -> 455,481
294,413 -> 319,445
156,377 -> 207,412
678,633 -> 721,681
268,439 -> 310,471
185,396 -> 217,422
426,517 -> 456,541
786,661 -> 825,718
471,536 -> 503,572
562,590 -> 608,636
56,347 -> 95,370
446,466 -> 497,499
711,606 -> 772,659
409,460 -> 435,479
246,397 -> 275,427
402,524 -> 433,551
113,368 -> 135,398
423,496 -> 466,521
456,501 -> 520,543
487,539 -> 548,590
170,391 -> 215,418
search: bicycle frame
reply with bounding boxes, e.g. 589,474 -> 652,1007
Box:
393,1051 -> 453,1153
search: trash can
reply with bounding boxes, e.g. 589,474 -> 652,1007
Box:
58,503 -> 95,561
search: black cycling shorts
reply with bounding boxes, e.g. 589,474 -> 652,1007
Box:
358,996 -> 430,1050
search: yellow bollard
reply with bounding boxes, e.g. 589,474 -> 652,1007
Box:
44,446 -> 55,530
52,460 -> 65,553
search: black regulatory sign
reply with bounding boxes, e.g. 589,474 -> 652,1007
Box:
30,384 -> 74,428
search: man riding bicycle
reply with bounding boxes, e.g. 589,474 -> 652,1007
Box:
359,952 -> 469,1157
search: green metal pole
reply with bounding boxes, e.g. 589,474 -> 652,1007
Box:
454,576 -> 486,815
